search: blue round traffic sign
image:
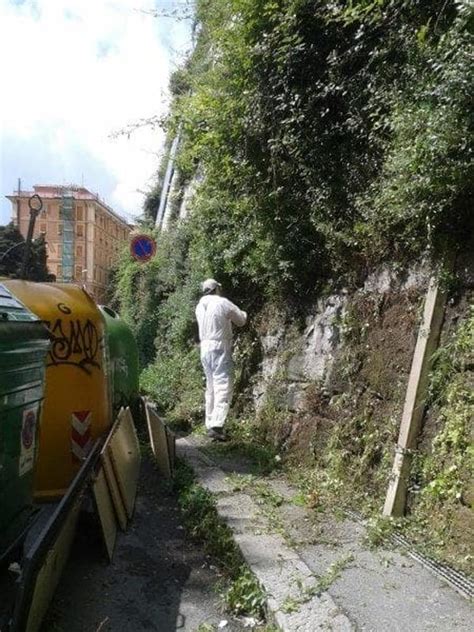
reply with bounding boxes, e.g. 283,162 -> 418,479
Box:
130,235 -> 157,262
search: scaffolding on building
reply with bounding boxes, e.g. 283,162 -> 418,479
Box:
60,190 -> 75,282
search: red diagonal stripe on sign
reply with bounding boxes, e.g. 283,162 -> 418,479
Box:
71,411 -> 92,462
72,427 -> 91,448
73,411 -> 90,423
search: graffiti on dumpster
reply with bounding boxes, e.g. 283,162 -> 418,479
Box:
46,318 -> 102,374
57,302 -> 72,315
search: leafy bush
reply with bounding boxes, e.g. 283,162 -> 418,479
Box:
419,308 -> 474,505
223,567 -> 266,618
166,0 -> 472,300
141,347 -> 203,425
113,0 -> 472,417
407,307 -> 474,572
111,224 -> 209,422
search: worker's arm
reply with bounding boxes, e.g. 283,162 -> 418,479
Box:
224,299 -> 247,327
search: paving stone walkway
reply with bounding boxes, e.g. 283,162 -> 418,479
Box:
178,435 -> 473,632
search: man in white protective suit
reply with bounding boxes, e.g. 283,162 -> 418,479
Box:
195,278 -> 247,441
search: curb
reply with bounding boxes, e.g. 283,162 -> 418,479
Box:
177,437 -> 354,632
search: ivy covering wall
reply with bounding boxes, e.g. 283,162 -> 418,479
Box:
111,0 -> 473,568
113,0 -> 472,405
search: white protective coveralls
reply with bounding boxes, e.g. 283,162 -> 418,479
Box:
195,294 -> 247,429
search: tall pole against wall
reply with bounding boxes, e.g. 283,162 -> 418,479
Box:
155,129 -> 181,230
383,276 -> 448,516
17,178 -> 21,226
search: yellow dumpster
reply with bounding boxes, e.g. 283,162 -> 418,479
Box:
2,281 -> 112,500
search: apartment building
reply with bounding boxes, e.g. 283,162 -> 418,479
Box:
7,184 -> 132,302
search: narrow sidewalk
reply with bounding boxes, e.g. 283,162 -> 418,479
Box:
177,435 -> 473,632
40,456 -> 247,632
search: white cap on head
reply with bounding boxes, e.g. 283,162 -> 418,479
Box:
202,278 -> 221,294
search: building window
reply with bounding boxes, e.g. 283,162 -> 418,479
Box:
77,224 -> 84,237
75,265 -> 82,279
58,223 -> 63,236
76,206 -> 83,221
77,245 -> 83,257
57,265 -> 62,278
47,204 -> 57,219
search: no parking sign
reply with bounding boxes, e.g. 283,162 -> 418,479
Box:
130,235 -> 157,263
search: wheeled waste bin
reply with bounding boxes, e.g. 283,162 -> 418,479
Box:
2,281 -> 112,500
0,283 -> 50,560
98,306 -> 139,416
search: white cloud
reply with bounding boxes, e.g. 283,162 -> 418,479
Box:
0,0 -> 192,223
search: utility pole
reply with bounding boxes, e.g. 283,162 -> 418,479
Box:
155,128 -> 181,229
17,178 -> 21,226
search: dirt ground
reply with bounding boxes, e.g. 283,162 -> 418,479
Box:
40,457 -> 246,632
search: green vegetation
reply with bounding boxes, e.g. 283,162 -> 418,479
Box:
111,226 -> 205,424
223,567 -> 266,619
112,0 -> 472,421
204,416 -> 281,476
406,307 -> 474,572
111,0 -> 473,572
175,460 -> 242,573
0,223 -> 50,281
169,0 -> 472,297
174,460 -> 266,618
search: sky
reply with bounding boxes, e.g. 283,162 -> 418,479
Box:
0,0 -> 193,225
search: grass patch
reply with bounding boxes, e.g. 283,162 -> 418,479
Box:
174,459 -> 267,619
224,566 -> 266,619
174,460 -> 241,573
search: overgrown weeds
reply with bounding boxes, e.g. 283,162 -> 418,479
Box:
406,306 -> 474,573
174,460 -> 267,619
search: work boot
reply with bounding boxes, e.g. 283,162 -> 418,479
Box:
207,427 -> 227,442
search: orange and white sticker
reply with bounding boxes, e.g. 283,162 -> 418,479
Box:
71,410 -> 92,462
19,407 -> 37,476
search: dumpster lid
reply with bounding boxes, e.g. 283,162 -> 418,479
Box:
0,283 -> 41,322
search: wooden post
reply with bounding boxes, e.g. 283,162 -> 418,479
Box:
383,276 -> 447,517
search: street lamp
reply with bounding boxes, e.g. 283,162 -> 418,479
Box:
20,194 -> 43,279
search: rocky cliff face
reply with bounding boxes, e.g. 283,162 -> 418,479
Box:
250,263 -> 431,417
233,257 -> 473,574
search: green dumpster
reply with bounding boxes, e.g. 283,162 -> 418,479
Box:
98,306 -> 139,418
0,283 -> 50,560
